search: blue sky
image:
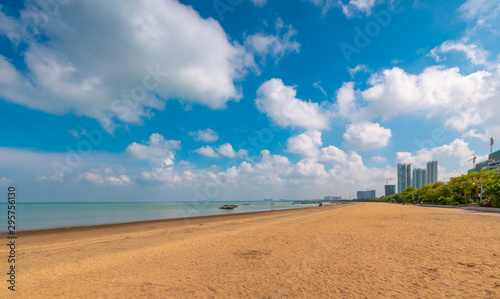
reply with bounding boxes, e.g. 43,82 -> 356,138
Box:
0,0 -> 499,202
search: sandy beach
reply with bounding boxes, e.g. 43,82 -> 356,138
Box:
2,203 -> 500,298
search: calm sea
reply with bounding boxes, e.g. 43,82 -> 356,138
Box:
2,201 -> 320,231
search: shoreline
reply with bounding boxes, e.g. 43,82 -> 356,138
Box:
0,203 -> 331,236
7,201 -> 500,235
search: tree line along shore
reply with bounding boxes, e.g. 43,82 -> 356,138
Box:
354,170 -> 500,207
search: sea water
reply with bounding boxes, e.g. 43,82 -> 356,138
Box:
2,201 -> 320,231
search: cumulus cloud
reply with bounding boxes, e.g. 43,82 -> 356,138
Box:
0,0 -> 256,130
359,66 -> 499,131
335,82 -> 358,121
256,78 -> 330,130
395,138 -> 487,179
287,131 -> 323,157
77,172 -> 131,186
372,155 -> 388,163
217,143 -> 238,158
343,122 -> 392,151
77,172 -> 105,184
194,143 -> 247,159
194,146 -> 220,158
126,133 -> 181,166
0,141 -> 397,201
105,175 -> 131,186
189,128 -> 219,143
136,129 -> 396,198
397,138 -> 495,181
319,145 -> 349,163
245,17 -> 300,64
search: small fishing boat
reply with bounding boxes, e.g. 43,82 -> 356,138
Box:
219,204 -> 237,209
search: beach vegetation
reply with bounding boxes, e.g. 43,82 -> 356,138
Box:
380,170 -> 500,206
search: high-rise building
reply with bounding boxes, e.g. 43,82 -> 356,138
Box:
398,163 -> 413,193
412,168 -> 429,189
385,185 -> 396,197
422,169 -> 427,186
413,168 -> 419,189
357,190 -> 376,199
407,164 -> 413,187
427,160 -> 438,184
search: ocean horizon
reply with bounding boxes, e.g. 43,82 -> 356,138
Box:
3,201 -> 324,231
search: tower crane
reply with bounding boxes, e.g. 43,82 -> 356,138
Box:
467,155 -> 477,169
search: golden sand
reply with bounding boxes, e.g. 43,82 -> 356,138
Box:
1,203 -> 499,298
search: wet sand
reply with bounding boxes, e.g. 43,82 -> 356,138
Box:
1,203 -> 499,298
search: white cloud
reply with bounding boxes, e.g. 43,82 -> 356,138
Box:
256,78 -> 330,130
0,10 -> 19,37
0,177 -> 13,185
459,0 -> 500,21
313,81 -> 327,96
429,40 -> 490,65
372,155 -> 388,163
194,146 -> 219,158
335,82 -> 358,120
343,122 -> 392,151
137,127 -> 397,199
126,133 -> 181,166
296,158 -> 329,179
0,0 -> 256,129
189,128 -> 219,143
250,0 -> 267,7
287,131 -> 323,157
304,0 -> 381,18
77,172 -> 131,186
36,175 -> 63,182
359,66 -> 499,131
302,0 -> 335,16
245,17 -> 300,63
217,143 -> 237,158
347,64 -> 370,77
319,146 -> 348,163
194,143 -> 248,159
0,142 -> 398,201
395,139 -> 487,178
341,0 -> 377,18
105,175 -> 131,186
77,172 -> 105,184
462,129 -> 490,141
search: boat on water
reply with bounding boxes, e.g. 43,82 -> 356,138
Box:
219,204 -> 238,209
